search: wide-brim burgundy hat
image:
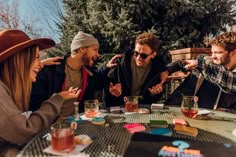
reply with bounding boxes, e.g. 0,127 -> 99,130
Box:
0,29 -> 56,63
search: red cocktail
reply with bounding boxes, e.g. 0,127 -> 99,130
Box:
51,123 -> 75,151
181,109 -> 198,118
181,96 -> 198,118
125,102 -> 139,112
124,96 -> 139,112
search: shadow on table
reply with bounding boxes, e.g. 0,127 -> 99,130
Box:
77,116 -> 131,157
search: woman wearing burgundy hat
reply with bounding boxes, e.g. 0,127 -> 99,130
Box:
0,29 -> 80,156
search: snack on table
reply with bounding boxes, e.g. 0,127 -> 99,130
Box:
91,117 -> 106,125
174,125 -> 198,137
74,134 -> 92,145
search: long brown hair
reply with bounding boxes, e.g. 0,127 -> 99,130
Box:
0,45 -> 37,111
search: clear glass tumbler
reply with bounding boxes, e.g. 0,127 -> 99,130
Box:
181,95 -> 198,118
84,99 -> 99,118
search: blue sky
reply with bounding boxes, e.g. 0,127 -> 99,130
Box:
1,0 -> 64,43
19,0 -> 64,42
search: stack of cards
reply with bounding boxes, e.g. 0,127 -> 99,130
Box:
173,118 -> 187,126
150,128 -> 172,136
174,125 -> 198,137
123,123 -> 146,134
151,103 -> 164,110
110,106 -> 122,114
149,120 -> 168,128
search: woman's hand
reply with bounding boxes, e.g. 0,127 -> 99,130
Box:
59,87 -> 81,100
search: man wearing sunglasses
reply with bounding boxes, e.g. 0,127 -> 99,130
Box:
105,32 -> 166,106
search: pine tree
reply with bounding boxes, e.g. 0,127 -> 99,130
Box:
49,0 -> 236,64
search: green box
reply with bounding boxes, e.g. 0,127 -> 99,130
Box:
149,120 -> 168,128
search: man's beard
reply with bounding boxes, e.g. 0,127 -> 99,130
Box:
221,56 -> 231,66
82,56 -> 91,66
82,53 -> 95,67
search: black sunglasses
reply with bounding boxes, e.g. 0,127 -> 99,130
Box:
134,51 -> 153,59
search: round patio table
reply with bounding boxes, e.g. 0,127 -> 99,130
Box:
17,106 -> 236,157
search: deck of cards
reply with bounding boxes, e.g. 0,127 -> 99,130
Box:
149,120 -> 168,128
123,123 -> 146,134
174,125 -> 198,137
151,103 -> 164,110
173,118 -> 187,126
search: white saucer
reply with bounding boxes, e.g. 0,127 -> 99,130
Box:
43,145 -> 88,156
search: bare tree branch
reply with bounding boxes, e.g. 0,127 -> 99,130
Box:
0,0 -> 20,29
0,0 -> 63,41
25,0 -> 64,42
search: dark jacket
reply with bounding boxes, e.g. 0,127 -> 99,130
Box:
105,51 -> 166,106
29,54 -> 108,113
165,61 -> 236,110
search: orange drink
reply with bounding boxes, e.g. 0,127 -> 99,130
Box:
84,100 -> 99,118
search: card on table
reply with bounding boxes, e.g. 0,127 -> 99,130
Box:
197,109 -> 212,115
110,106 -> 123,114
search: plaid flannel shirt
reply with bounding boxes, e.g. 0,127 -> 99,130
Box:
197,55 -> 236,93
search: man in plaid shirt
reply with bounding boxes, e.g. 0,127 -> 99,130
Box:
165,32 -> 236,112
185,32 -> 236,93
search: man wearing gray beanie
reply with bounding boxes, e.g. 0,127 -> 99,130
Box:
71,31 -> 99,52
30,31 -> 122,117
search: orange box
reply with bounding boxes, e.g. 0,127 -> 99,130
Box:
174,125 -> 198,137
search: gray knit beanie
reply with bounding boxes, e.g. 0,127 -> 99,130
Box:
70,31 -> 99,52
